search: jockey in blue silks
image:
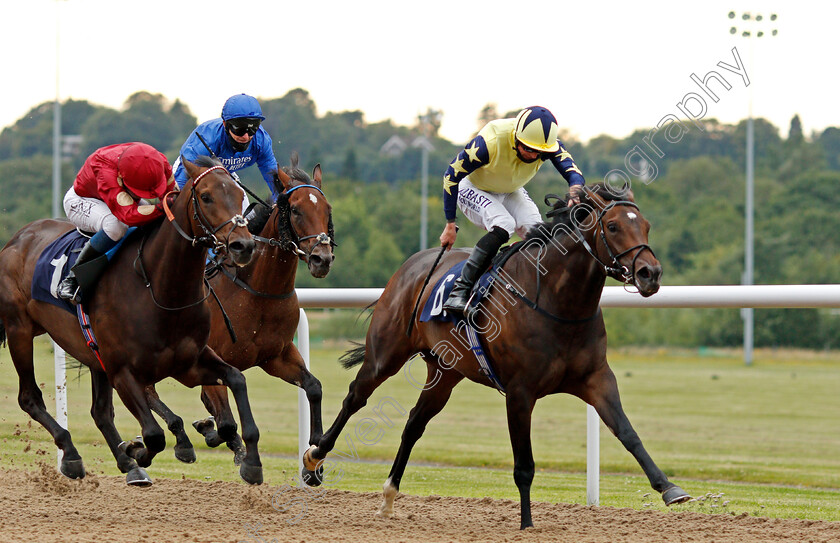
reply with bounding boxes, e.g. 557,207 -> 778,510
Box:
173,93 -> 279,233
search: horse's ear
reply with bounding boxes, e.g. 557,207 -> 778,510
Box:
181,156 -> 199,181
276,167 -> 293,191
312,164 -> 322,188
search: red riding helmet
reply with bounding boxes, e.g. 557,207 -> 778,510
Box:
117,143 -> 170,199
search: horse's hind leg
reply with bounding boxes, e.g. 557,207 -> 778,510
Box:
192,385 -> 246,465
5,324 -> 85,479
145,385 -> 196,464
110,371 -> 167,469
90,370 -> 152,485
582,366 -> 690,505
304,335 -> 414,470
378,361 -> 463,519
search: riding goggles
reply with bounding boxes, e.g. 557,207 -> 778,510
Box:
227,118 -> 262,137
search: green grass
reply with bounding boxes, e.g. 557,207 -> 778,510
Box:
1,336 -> 839,521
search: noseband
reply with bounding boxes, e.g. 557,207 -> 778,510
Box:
575,200 -> 655,286
163,165 -> 248,253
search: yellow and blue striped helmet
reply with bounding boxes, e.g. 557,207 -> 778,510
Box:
514,106 -> 560,153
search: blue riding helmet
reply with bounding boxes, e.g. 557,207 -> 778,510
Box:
221,94 -> 266,121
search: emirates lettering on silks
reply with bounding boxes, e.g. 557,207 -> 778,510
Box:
221,156 -> 253,171
458,189 -> 492,212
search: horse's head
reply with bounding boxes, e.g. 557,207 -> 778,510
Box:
269,153 -> 335,278
179,156 -> 255,267
574,183 -> 662,297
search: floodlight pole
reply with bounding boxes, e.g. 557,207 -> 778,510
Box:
728,10 -> 778,366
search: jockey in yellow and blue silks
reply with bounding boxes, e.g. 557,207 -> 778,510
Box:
439,106 -> 586,317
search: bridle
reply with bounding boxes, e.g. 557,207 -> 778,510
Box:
252,183 -> 335,263
136,165 -> 248,316
573,199 -> 656,287
162,165 -> 248,255
498,193 -> 656,324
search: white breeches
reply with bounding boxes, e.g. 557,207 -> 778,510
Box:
63,187 -> 128,241
456,178 -> 543,239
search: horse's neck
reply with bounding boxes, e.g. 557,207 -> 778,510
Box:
143,208 -> 209,306
515,232 -> 606,317
240,241 -> 298,294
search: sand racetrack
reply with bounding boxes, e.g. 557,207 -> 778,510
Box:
0,465 -> 838,543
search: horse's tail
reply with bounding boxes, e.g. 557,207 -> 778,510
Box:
339,342 -> 366,370
0,318 -> 6,348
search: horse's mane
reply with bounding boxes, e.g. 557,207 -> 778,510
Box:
523,182 -> 632,245
194,155 -> 223,168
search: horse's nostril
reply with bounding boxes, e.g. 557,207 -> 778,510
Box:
638,267 -> 651,280
310,255 -> 323,267
229,240 -> 253,256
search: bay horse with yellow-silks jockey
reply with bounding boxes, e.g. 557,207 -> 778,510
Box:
144,153 -> 334,481
302,183 -> 690,529
0,156 -> 264,486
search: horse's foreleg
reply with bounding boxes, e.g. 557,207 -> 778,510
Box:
145,385 -> 196,464
91,370 -> 152,485
6,326 -> 84,479
262,345 -> 323,446
584,366 -> 691,505
378,364 -> 463,520
305,347 -> 400,470
505,387 -> 537,530
111,371 -> 166,469
180,349 -> 262,485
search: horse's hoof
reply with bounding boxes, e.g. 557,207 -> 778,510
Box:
174,444 -> 196,464
239,463 -> 263,485
302,445 -> 321,471
126,467 -> 153,487
301,465 -> 323,487
118,437 -> 145,459
227,436 -> 246,466
192,416 -> 215,435
59,458 -> 86,480
663,485 -> 691,505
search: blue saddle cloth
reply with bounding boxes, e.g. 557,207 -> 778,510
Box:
419,261 -> 496,324
31,228 -> 136,314
418,260 -> 505,393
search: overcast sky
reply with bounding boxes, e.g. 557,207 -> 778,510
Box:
0,0 -> 832,144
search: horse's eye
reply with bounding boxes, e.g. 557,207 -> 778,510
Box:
607,222 -> 618,232
200,193 -> 212,204
291,206 -> 302,216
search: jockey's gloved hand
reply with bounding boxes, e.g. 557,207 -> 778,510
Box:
567,184 -> 583,207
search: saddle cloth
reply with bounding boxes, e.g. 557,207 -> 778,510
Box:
31,228 -> 135,314
418,259 -> 505,393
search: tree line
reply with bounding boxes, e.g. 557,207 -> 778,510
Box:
1,90 -> 839,349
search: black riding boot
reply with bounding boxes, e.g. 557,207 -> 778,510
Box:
246,203 -> 271,235
57,241 -> 103,305
442,226 -> 510,318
